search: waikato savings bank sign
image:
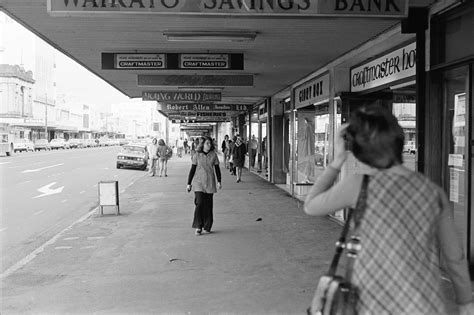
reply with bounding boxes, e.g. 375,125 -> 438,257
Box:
49,0 -> 408,17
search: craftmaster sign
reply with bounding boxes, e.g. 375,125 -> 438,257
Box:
180,54 -> 228,69
294,73 -> 330,109
143,91 -> 221,102
115,54 -> 165,69
102,53 -> 244,70
351,42 -> 416,93
157,103 -> 252,112
48,0 -> 408,17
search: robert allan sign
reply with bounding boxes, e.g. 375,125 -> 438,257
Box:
49,0 -> 408,17
143,91 -> 221,102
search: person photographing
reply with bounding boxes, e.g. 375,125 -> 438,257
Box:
304,105 -> 473,315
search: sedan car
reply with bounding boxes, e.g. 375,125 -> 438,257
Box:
13,139 -> 34,152
50,138 -> 70,150
116,144 -> 148,170
68,139 -> 85,149
33,139 -> 51,151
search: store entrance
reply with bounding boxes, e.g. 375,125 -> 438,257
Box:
440,65 -> 473,267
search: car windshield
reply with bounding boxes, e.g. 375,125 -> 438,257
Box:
122,146 -> 145,153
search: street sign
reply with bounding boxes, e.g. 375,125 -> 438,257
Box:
143,91 -> 221,103
156,103 -> 251,112
115,54 -> 165,69
49,0 -> 408,18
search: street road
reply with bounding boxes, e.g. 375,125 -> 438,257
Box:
0,146 -> 147,274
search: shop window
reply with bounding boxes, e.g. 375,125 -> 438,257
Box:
392,90 -> 417,171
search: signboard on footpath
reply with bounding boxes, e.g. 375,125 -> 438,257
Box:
49,0 -> 408,18
350,42 -> 416,93
294,73 -> 330,109
143,91 -> 221,103
156,103 -> 252,112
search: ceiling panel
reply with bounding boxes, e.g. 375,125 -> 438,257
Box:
1,0 -> 399,105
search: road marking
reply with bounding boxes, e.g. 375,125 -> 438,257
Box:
54,246 -> 72,250
63,237 -> 79,241
87,236 -> 105,240
79,191 -> 86,194
22,163 -> 64,174
18,180 -> 32,185
61,199 -> 68,203
0,162 -> 11,165
0,227 -> 8,233
80,246 -> 95,249
0,206 -> 98,280
33,210 -> 44,216
33,182 -> 65,199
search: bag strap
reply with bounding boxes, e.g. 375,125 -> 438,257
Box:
344,174 -> 369,282
327,174 -> 369,276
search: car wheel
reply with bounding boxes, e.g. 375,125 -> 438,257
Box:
116,163 -> 121,169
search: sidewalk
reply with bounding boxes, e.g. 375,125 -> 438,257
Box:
0,154 -> 461,314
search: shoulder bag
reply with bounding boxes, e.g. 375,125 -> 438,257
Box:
307,175 -> 369,315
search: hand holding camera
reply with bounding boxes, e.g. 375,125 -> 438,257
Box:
332,123 -> 350,170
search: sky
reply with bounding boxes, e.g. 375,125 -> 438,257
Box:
1,11 -> 133,111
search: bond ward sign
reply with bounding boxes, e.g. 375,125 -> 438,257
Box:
48,0 -> 408,18
143,91 -> 221,103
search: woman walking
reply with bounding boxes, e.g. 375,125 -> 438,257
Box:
157,139 -> 172,177
187,136 -> 222,235
304,105 -> 473,315
228,139 -> 235,176
232,135 -> 246,183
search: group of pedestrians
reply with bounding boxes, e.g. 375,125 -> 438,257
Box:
146,138 -> 172,177
221,134 -> 246,183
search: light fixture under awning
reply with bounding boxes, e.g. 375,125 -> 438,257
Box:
163,31 -> 257,42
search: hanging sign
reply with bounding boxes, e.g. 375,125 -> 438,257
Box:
102,53 -> 243,70
156,103 -> 251,112
180,54 -> 229,69
350,42 -> 416,93
115,54 -> 166,69
48,0 -> 408,17
143,91 -> 221,102
294,73 -> 330,109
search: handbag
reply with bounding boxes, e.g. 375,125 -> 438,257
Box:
308,175 -> 369,315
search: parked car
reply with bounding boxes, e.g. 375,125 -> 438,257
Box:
68,139 -> 85,149
84,139 -> 98,147
116,144 -> 148,170
403,141 -> 416,154
33,139 -> 51,151
13,139 -> 34,152
50,138 -> 70,150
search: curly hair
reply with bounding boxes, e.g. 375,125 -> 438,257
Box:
196,136 -> 215,153
346,105 -> 404,169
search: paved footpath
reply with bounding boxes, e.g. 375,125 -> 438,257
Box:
0,154 -> 462,314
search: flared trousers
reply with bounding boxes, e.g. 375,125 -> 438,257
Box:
192,192 -> 214,231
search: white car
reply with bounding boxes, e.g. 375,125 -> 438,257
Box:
50,138 -> 70,150
13,139 -> 34,152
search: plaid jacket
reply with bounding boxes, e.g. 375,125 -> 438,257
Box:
352,171 -> 446,315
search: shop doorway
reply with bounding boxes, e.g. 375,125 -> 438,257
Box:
441,65 -> 472,264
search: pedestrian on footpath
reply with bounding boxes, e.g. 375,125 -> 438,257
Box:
184,138 -> 189,155
177,137 -> 184,158
228,139 -> 236,175
147,138 -> 159,177
232,135 -> 247,183
221,135 -> 229,169
157,139 -> 172,177
187,136 -> 222,236
304,105 -> 474,315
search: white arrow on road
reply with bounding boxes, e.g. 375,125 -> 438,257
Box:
33,182 -> 64,199
22,163 -> 64,174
